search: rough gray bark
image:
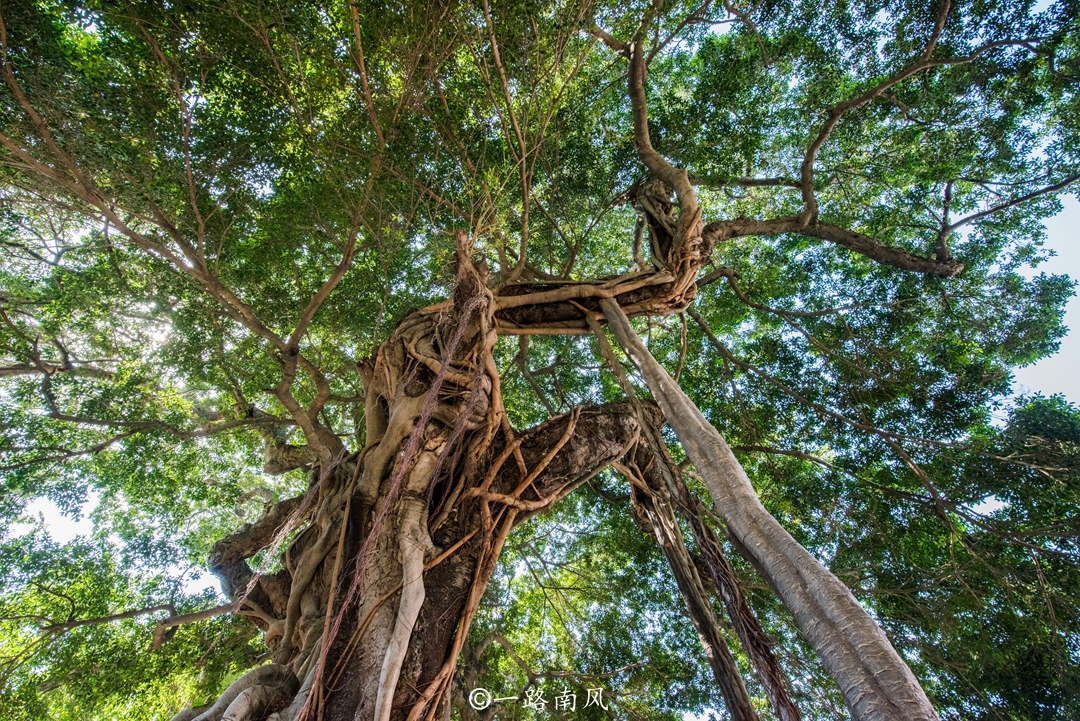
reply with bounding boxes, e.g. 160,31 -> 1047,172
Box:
600,297 -> 941,721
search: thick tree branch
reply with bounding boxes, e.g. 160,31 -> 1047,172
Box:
691,174 -> 801,189
151,603 -> 238,648
209,494 -> 307,573
702,216 -> 963,276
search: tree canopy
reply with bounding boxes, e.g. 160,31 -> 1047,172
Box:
0,0 -> 1078,720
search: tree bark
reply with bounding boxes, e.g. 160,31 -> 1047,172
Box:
600,297 -> 941,721
203,396 -> 647,721
196,238 -> 656,721
621,449 -> 760,721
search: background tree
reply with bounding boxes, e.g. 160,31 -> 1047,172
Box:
0,1 -> 1077,721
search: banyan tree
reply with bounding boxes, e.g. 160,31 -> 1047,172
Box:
1,2 -> 1078,721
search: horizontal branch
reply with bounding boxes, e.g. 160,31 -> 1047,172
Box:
946,173 -> 1080,233
702,216 -> 963,276
0,362 -> 113,379
209,494 -> 306,572
152,602 -> 236,648
41,603 -> 173,633
691,175 -> 801,189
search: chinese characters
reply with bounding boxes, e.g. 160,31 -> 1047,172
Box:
469,685 -> 609,713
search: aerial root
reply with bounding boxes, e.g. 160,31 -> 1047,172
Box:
220,684 -> 294,721
169,704 -> 212,721
373,450 -> 437,721
185,664 -> 299,721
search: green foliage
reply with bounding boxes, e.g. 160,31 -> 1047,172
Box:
0,0 -> 1078,719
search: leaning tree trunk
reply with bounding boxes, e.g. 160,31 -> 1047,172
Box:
594,314 -> 802,721
600,297 -> 941,721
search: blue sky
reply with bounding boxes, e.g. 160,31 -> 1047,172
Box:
1012,196 -> 1080,402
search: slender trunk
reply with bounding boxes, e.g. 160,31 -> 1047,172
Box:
600,298 -> 941,721
621,449 -> 760,721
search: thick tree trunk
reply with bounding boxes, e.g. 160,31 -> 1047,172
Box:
315,402 -> 646,721
193,237 -> 655,721
600,298 -> 941,721
203,389 -> 646,721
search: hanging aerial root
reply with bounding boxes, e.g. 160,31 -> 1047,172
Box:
619,455 -> 760,721
275,518 -> 340,663
373,450 -> 437,721
405,426 -> 642,721
678,483 -> 803,721
594,314 -> 802,721
600,296 -> 941,721
296,241 -> 494,721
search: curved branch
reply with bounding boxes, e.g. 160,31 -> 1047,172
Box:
702,216 -> 963,276
800,0 -> 952,220
209,495 -> 306,583
628,40 -> 698,215
944,173 -> 1080,235
152,602 -> 237,648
